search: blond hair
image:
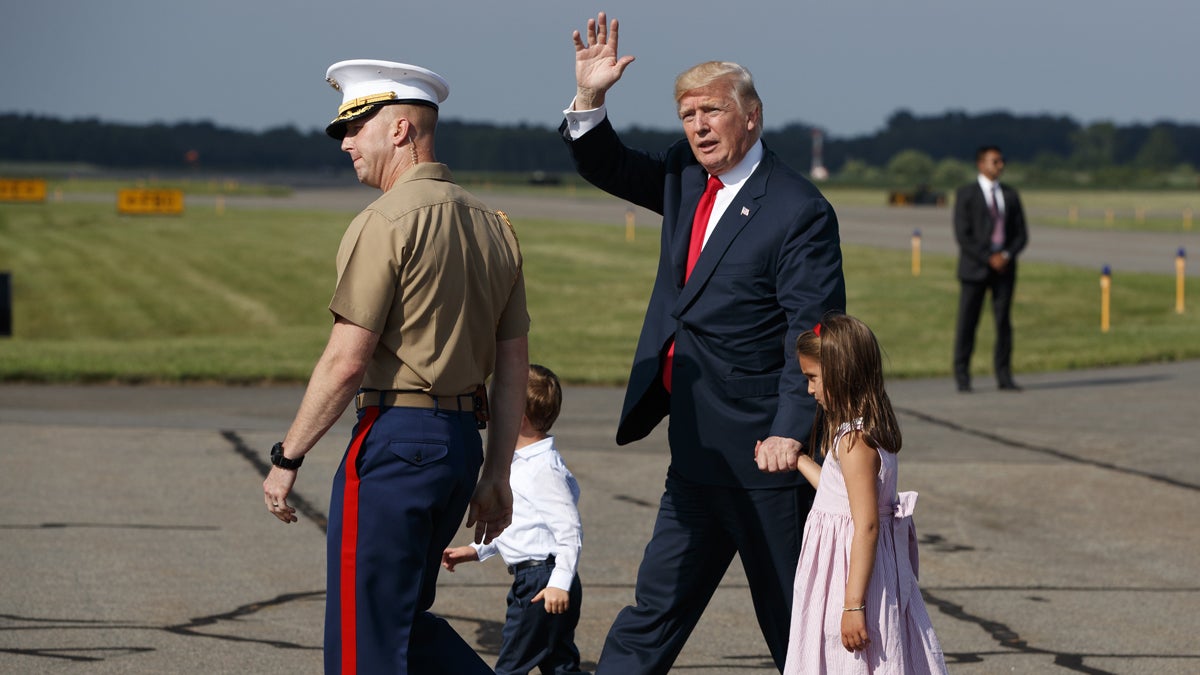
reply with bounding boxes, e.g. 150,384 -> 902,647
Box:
674,61 -> 763,126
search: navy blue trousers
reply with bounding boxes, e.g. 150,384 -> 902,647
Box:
494,565 -> 586,675
596,473 -> 809,674
324,405 -> 492,675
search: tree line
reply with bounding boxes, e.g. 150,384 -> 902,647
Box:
2,110 -> 1197,188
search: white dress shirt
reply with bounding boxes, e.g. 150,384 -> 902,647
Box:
472,436 -> 583,591
977,174 -> 1006,217
563,101 -> 763,249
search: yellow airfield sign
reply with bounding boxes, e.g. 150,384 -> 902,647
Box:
0,178 -> 48,202
117,188 -> 184,215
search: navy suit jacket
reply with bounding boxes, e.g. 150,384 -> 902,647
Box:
562,118 -> 846,489
953,182 -> 1029,282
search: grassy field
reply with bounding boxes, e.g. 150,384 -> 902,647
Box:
410,182 -> 1200,228
19,174 -> 1200,232
1,199 -> 1196,384
1013,189 -> 1198,234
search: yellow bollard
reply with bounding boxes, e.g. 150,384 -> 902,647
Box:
1178,248 -> 1187,314
1185,208 -> 1193,231
1068,205 -> 1078,224
1135,207 -> 1145,225
1100,266 -> 1111,333
625,208 -> 635,242
911,229 -> 921,277
1105,209 -> 1115,226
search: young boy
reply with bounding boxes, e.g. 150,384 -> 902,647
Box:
442,364 -> 587,675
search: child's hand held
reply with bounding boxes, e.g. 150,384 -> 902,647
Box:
440,546 -> 478,572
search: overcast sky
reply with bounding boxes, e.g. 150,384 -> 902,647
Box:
2,1 -> 1195,139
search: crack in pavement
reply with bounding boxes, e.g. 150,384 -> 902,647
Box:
222,429 -> 329,532
10,424 -> 1184,669
920,589 -> 1200,673
0,591 -> 326,664
895,406 -> 1199,492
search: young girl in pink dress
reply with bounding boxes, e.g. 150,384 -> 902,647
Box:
781,314 -> 948,674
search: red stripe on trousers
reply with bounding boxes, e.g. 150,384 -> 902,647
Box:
339,405 -> 380,675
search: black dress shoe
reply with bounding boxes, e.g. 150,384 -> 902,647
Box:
998,381 -> 1022,391
956,383 -> 972,393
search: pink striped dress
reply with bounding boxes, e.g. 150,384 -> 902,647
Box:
783,420 -> 948,675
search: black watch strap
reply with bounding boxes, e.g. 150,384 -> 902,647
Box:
270,442 -> 304,470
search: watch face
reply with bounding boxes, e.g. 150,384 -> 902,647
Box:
271,442 -> 300,469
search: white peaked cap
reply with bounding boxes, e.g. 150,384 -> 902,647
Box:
324,59 -> 450,139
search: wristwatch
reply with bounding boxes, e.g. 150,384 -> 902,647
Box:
270,442 -> 304,470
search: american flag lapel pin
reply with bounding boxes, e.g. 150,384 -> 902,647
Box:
741,206 -> 750,217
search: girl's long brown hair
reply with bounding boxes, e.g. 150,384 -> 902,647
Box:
796,313 -> 902,458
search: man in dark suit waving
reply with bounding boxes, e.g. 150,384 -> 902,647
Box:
560,13 -> 845,673
953,145 -> 1029,392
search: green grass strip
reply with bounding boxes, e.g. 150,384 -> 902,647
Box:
0,201 -> 1196,384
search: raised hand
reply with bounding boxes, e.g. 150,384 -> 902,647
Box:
572,11 -> 636,110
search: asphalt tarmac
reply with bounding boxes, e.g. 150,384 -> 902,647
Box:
2,189 -> 1198,674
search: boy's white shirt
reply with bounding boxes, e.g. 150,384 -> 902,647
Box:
471,435 -> 583,591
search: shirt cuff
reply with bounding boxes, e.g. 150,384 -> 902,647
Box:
563,100 -> 607,140
470,541 -> 496,562
548,566 -> 576,592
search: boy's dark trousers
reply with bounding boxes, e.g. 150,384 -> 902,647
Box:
495,562 -> 587,675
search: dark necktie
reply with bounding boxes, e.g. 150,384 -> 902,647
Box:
664,175 -> 724,392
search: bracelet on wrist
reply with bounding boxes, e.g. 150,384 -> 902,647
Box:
843,604 -> 866,612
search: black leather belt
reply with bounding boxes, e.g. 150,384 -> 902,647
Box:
507,555 -> 555,575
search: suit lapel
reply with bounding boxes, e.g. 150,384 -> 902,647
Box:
1000,183 -> 1017,238
674,154 -> 772,316
973,183 -> 989,222
672,164 -> 709,284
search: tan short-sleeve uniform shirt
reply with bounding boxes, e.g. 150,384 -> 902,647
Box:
330,163 -> 529,395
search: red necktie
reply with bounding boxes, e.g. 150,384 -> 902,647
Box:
664,175 -> 723,392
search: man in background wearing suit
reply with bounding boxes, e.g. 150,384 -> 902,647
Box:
560,13 -> 846,673
953,145 -> 1029,393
